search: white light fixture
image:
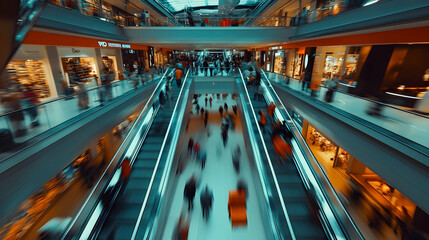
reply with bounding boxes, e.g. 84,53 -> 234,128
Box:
363,0 -> 379,7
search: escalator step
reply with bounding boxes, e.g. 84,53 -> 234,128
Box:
121,190 -> 146,204
134,160 -> 157,168
289,218 -> 326,239
285,202 -> 312,219
144,136 -> 164,144
136,152 -> 159,160
281,186 -> 307,201
127,178 -> 150,190
130,168 -> 155,178
114,224 -> 135,240
115,202 -> 143,220
140,143 -> 162,152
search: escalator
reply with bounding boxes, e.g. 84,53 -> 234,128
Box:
97,77 -> 182,239
248,88 -> 326,239
237,70 -> 328,239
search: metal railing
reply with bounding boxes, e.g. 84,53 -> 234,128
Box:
262,70 -> 429,154
0,72 -> 165,159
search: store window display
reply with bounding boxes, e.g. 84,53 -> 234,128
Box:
323,53 -> 343,81
102,56 -> 118,79
61,57 -> 98,89
6,60 -> 52,99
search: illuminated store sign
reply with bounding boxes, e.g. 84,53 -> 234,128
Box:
98,41 -> 131,49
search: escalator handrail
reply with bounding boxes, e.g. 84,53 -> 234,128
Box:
260,70 -> 363,240
60,68 -> 174,239
237,68 -> 296,240
131,69 -> 191,240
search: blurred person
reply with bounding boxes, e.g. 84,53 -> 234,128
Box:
187,137 -> 194,154
21,86 -> 40,127
204,110 -> 209,128
272,134 -> 292,163
366,97 -> 385,116
237,179 -> 248,198
193,141 -> 200,158
324,74 -> 340,102
224,102 -> 228,113
225,59 -> 231,76
200,108 -> 205,118
232,105 -> 238,115
102,67 -> 114,101
301,72 -> 311,92
267,102 -> 276,119
172,210 -> 190,240
200,186 -> 213,219
159,90 -> 166,109
175,68 -> 183,87
232,145 -> 241,173
77,82 -> 89,110
203,59 -> 209,76
196,103 -> 200,114
209,96 -> 213,107
197,149 -> 207,169
258,110 -> 266,133
205,96 -> 208,106
120,158 -> 131,184
221,127 -> 228,147
219,105 -> 224,117
208,60 -> 215,76
1,91 -> 26,137
310,77 -> 321,97
184,176 -> 197,211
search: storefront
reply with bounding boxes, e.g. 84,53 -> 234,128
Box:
273,49 -> 286,74
100,48 -> 122,79
57,46 -> 100,89
301,122 -> 426,238
289,48 -> 305,79
6,45 -> 57,99
311,46 -> 346,85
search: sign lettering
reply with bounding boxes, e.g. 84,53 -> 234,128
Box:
98,41 -> 133,49
98,41 -> 107,47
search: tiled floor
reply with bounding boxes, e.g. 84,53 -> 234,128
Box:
161,94 -> 268,240
264,72 -> 429,149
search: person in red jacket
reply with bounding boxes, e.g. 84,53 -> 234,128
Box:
120,158 -> 131,181
268,102 -> 276,119
272,134 -> 292,163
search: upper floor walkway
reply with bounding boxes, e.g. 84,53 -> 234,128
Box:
35,0 -> 429,45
